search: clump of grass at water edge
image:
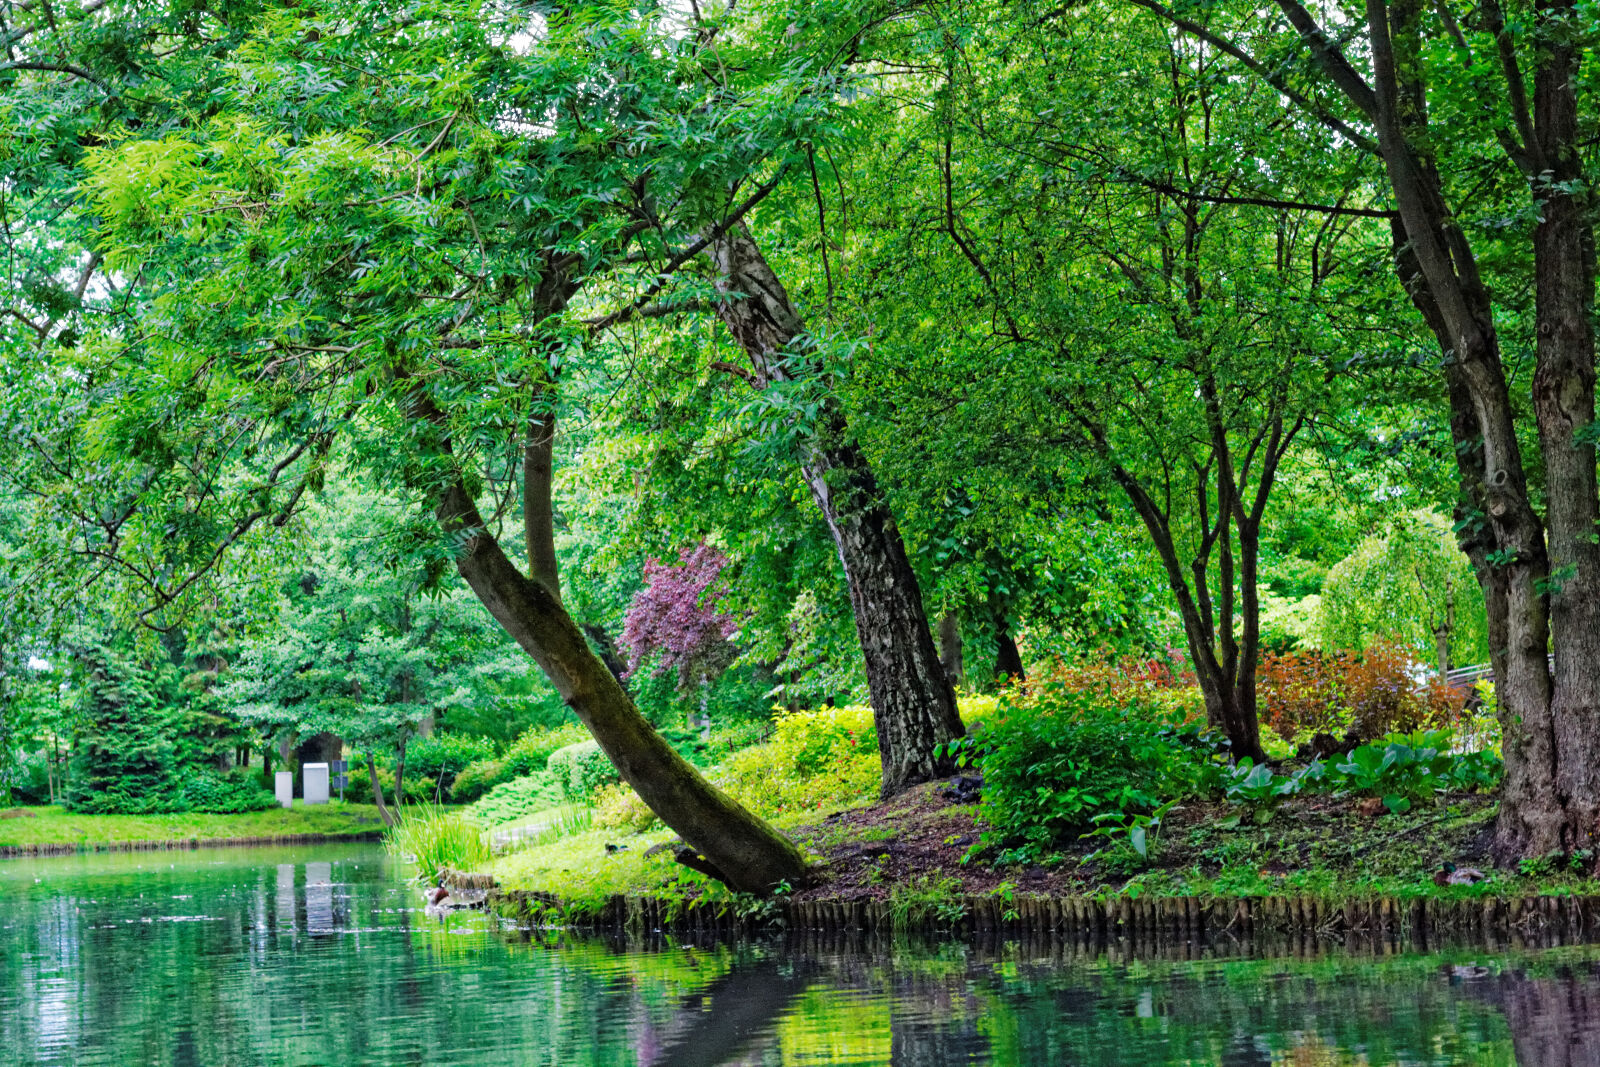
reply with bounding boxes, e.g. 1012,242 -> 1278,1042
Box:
385,806 -> 494,884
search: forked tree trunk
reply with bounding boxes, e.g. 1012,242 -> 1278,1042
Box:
709,220 -> 963,796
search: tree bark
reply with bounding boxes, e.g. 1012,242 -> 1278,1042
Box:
993,617 -> 1024,684
436,478 -> 807,892
937,612 -> 964,691
708,220 -> 963,796
365,750 -> 395,827
524,375 -> 561,600
1529,0 -> 1600,859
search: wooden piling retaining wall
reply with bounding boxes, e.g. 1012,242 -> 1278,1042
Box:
0,830 -> 385,858
486,888 -> 1600,952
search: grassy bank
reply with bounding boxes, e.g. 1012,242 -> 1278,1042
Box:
472,785 -> 1595,921
0,801 -> 385,853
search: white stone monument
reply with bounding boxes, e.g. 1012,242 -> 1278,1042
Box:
275,770 -> 294,808
303,762 -> 330,805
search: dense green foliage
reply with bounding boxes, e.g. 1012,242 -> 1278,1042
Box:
3,0 -> 1597,874
950,687 -> 1211,862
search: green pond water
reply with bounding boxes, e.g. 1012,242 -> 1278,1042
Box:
1,843 -> 1598,1065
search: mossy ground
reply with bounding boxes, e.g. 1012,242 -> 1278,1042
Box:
480,785 -> 1597,908
0,801 -> 385,850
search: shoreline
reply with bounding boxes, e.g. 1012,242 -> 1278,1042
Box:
486,883 -> 1600,947
1,829 -> 386,858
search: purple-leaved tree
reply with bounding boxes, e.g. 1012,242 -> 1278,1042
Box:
622,544 -> 740,717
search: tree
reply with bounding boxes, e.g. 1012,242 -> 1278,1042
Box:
1319,510 -> 1490,674
704,220 -> 966,793
1105,0 -> 1600,860
8,0 -> 812,890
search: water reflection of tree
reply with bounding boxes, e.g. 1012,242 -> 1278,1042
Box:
643,957 -> 813,1067
1478,964 -> 1600,1067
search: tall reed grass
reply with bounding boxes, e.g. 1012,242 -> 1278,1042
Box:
385,805 -> 494,883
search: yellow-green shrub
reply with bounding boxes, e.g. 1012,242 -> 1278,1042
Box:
712,704 -> 881,818
592,782 -> 660,832
579,699 -> 1006,837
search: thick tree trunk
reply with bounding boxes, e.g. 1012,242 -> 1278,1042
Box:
1530,0 -> 1600,860
709,220 -> 963,796
937,612 -> 964,690
436,480 -> 807,892
1361,0 -> 1566,858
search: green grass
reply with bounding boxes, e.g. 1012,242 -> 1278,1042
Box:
385,805 -> 495,883
0,802 -> 384,849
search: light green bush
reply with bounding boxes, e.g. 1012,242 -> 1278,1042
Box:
385,805 -> 494,884
502,722 -> 590,777
449,757 -> 510,803
547,740 -> 620,801
465,772 -> 565,825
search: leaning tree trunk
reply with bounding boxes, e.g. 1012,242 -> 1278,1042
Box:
709,220 -> 963,796
436,479 -> 807,893
365,750 -> 395,827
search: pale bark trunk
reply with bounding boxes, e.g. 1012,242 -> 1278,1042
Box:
708,220 -> 963,796
365,750 -> 395,827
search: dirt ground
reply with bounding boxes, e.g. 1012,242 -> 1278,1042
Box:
785,780 -> 1505,902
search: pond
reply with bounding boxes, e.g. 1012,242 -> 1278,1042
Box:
1,843 -> 1598,1065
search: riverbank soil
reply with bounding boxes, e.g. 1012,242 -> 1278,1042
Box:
0,802 -> 386,853
489,782 -> 1595,906
783,783 -> 1528,902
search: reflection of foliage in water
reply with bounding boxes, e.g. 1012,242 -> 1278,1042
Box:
6,844 -> 1600,1064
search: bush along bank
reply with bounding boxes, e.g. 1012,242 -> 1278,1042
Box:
448,665 -> 1595,935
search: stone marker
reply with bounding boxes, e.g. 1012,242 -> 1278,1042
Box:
303,762 -> 330,805
275,770 -> 294,809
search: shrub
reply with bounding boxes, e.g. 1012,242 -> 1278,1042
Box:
66,650 -> 187,814
385,806 -> 494,884
465,772 -> 565,825
961,684 -> 1202,861
181,770 -> 278,813
713,704 -> 881,818
449,757 -> 511,803
593,782 -> 661,832
502,722 -> 590,777
1257,642 -> 1467,743
406,734 -> 499,786
1223,728 -> 1503,818
547,740 -> 620,801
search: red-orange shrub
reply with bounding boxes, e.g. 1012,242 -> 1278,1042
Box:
1257,642 -> 1467,743
1016,656 -> 1204,727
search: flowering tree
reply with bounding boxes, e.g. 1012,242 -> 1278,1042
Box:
622,544 -> 739,695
